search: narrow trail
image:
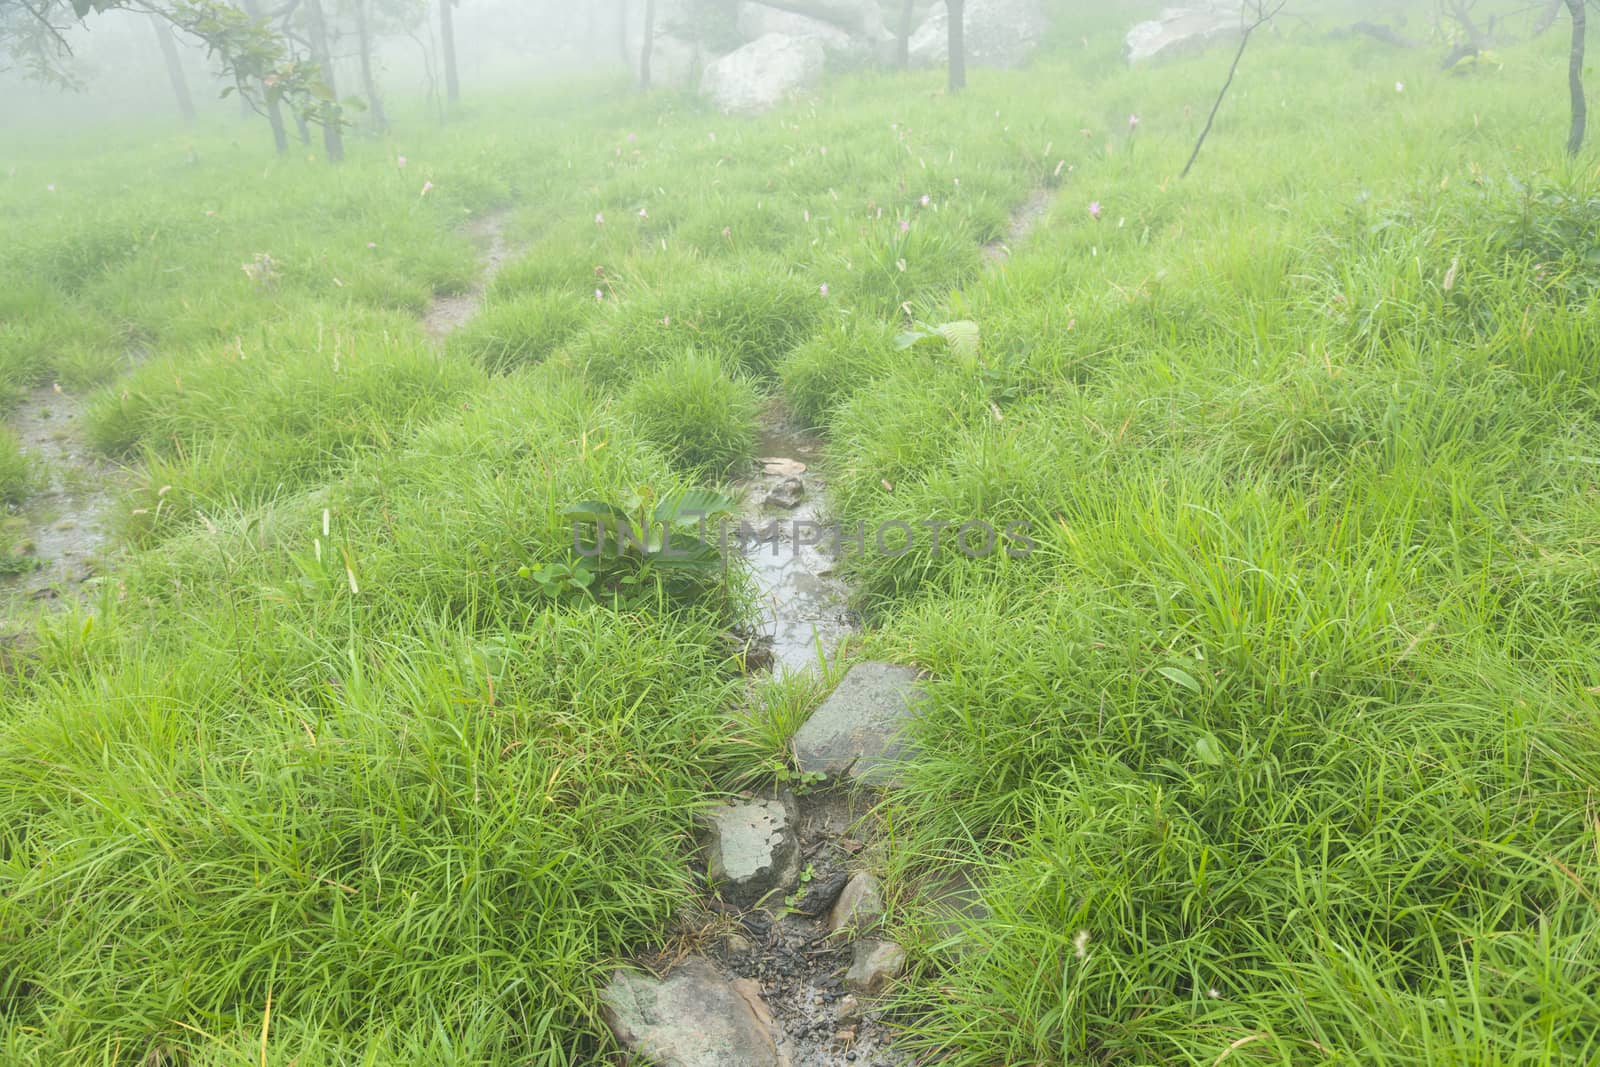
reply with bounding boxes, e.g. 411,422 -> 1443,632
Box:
599,185 -> 1060,1066
981,185 -> 1057,264
1,384 -> 126,615
423,210 -> 515,341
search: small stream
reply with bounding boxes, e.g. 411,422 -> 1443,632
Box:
734,415 -> 857,677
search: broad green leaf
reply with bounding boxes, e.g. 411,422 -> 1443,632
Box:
1194,733 -> 1225,767
563,501 -> 633,525
654,488 -> 735,525
1157,666 -> 1203,693
938,320 -> 981,358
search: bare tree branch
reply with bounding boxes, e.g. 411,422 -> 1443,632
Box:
1181,0 -> 1286,180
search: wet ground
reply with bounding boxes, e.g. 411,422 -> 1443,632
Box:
422,210 -> 514,341
663,785 -> 910,1067
733,414 -> 858,677
1,383 -> 124,615
981,185 -> 1056,264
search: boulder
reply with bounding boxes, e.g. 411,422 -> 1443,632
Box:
645,33 -> 701,91
908,0 -> 1048,70
601,957 -> 789,1067
741,0 -> 882,33
792,661 -> 927,786
737,3 -> 863,57
700,33 -> 827,114
699,794 -> 802,907
1125,4 -> 1244,65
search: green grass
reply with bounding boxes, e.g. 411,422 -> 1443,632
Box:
0,430 -> 32,508
619,349 -> 761,477
4,2 -> 1600,1063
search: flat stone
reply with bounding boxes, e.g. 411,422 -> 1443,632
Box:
700,795 -> 801,907
792,662 -> 927,786
601,957 -> 789,1066
827,871 -> 884,933
844,939 -> 906,995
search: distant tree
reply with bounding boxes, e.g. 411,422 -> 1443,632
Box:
236,0 -> 290,153
299,0 -> 345,160
1566,0 -> 1585,155
4,0 -> 345,157
348,0 -> 388,131
617,0 -> 630,66
149,12 -> 196,124
439,0 -> 458,103
947,0 -> 964,90
896,0 -> 914,69
639,0 -> 655,88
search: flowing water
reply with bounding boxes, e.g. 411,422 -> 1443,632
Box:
735,415 -> 857,677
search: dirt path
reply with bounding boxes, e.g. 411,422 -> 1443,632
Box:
981,185 -> 1057,264
599,184 -> 1066,1064
423,210 -> 515,342
1,384 -> 125,613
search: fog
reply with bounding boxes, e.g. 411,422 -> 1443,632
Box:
2,0 -> 1523,138
0,0 -> 640,134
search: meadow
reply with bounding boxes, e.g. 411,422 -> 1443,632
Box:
3,3 -> 1600,1063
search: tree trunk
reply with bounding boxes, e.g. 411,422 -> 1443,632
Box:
1535,0 -> 1564,37
237,0 -> 288,153
1568,0 -> 1587,156
441,0 -> 460,105
303,0 -> 345,162
640,0 -> 656,88
354,0 -> 389,132
150,15 -> 196,125
896,0 -> 914,69
947,0 -> 965,91
618,0 -> 632,66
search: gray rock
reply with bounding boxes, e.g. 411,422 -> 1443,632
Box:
700,795 -> 801,907
765,476 -> 806,509
737,3 -> 863,57
739,0 -> 882,33
700,33 -> 827,115
836,992 -> 862,1022
601,957 -> 789,1067
844,939 -> 907,994
828,871 -> 884,933
646,33 -> 701,91
908,0 -> 1048,70
1125,4 -> 1243,65
792,661 -> 927,786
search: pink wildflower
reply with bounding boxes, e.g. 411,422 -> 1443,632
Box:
1089,201 -> 1102,219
